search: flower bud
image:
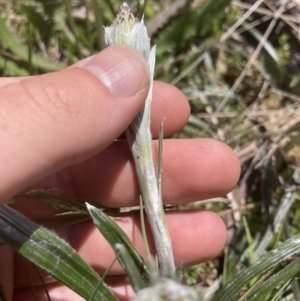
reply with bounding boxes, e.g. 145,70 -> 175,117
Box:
104,2 -> 151,59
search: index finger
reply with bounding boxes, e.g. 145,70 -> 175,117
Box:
0,76 -> 190,138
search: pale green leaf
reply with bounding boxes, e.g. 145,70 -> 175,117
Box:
86,203 -> 150,291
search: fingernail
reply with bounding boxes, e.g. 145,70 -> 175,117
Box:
83,46 -> 149,98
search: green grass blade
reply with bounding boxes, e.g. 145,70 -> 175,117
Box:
0,15 -> 66,71
114,244 -> 149,292
91,0 -> 105,51
270,279 -> 292,301
0,56 -> 29,76
195,0 -> 233,36
211,233 -> 300,301
247,257 -> 300,301
0,204 -> 117,301
20,5 -> 53,39
86,203 -> 150,291
63,0 -> 83,59
291,270 -> 300,301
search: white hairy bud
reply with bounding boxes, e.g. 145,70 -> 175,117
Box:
104,3 -> 151,59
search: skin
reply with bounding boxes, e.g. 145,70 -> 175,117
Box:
0,46 -> 240,301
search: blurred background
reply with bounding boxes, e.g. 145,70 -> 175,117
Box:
1,0 -> 300,293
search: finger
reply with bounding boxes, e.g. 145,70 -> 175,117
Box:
14,280 -> 135,301
14,209 -> 226,289
12,138 -> 240,219
67,139 -> 240,207
0,45 -> 150,202
0,76 -> 189,138
150,81 -> 189,137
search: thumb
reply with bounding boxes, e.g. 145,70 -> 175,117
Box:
0,45 -> 150,202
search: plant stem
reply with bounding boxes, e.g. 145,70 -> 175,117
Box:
126,48 -> 175,277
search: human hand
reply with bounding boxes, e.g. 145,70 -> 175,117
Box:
0,45 -> 240,301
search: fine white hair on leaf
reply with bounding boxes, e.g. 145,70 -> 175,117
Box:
104,2 -> 175,278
